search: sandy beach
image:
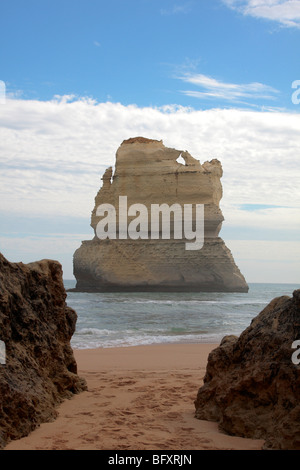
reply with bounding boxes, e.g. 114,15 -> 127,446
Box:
5,343 -> 264,451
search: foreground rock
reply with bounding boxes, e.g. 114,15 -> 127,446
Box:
73,137 -> 248,292
194,289 -> 300,450
0,253 -> 87,449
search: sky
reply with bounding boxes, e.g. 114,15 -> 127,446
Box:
0,0 -> 299,283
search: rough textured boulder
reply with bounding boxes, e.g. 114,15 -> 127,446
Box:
0,253 -> 87,449
194,289 -> 300,450
73,137 -> 248,292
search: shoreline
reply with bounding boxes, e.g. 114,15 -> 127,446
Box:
5,343 -> 265,450
73,342 -> 220,371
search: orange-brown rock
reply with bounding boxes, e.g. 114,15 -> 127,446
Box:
0,253 -> 87,449
194,289 -> 300,450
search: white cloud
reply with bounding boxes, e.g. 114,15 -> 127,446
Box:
222,205 -> 300,239
0,234 -> 91,255
226,240 -> 300,282
223,0 -> 300,28
0,96 -> 299,217
178,72 -> 280,105
0,96 -> 299,281
0,234 -> 92,279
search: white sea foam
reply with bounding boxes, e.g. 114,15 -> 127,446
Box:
71,332 -> 222,349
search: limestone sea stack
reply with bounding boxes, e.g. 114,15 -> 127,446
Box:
73,137 -> 248,293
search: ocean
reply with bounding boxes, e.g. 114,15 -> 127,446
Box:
64,281 -> 299,350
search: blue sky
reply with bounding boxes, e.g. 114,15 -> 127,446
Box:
0,0 -> 300,283
1,0 -> 299,109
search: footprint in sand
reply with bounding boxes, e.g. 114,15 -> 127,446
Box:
76,411 -> 94,416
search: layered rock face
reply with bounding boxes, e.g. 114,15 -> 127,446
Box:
73,137 -> 248,292
0,253 -> 87,449
194,289 -> 300,450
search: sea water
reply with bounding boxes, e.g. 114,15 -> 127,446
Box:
64,282 -> 299,349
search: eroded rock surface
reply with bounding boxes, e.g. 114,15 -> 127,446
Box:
194,289 -> 300,450
0,253 -> 87,449
73,137 -> 248,292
